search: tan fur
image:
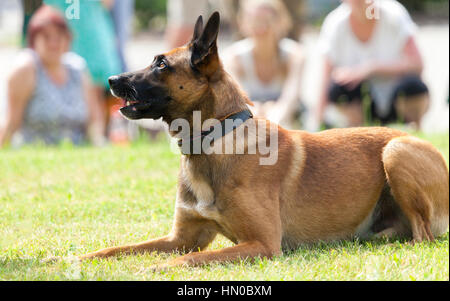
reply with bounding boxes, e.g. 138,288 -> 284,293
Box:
80,13 -> 449,268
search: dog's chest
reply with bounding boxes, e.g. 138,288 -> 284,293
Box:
177,163 -> 220,220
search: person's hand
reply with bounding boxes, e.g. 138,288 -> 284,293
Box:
262,101 -> 277,114
265,101 -> 286,125
250,101 -> 275,117
101,0 -> 114,10
332,64 -> 373,90
249,101 -> 263,117
0,126 -> 12,149
0,129 -> 5,149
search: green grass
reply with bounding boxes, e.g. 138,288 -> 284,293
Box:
0,132 -> 448,281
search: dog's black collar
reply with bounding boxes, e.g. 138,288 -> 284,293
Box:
177,110 -> 253,155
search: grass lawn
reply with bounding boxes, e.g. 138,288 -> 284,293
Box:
0,131 -> 448,281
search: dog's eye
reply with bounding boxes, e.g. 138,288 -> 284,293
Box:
158,61 -> 167,69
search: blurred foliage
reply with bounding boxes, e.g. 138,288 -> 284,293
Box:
131,0 -> 447,32
399,0 -> 448,12
134,0 -> 167,30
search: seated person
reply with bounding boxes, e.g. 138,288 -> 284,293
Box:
165,0 -> 210,48
223,0 -> 305,128
317,0 -> 429,129
0,5 -> 104,147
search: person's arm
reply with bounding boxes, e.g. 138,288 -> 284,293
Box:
101,0 -> 115,10
81,71 -> 107,146
222,49 -> 245,82
268,47 -> 305,125
369,36 -> 424,77
223,52 -> 268,116
333,36 -> 424,89
315,56 -> 333,126
0,62 -> 35,148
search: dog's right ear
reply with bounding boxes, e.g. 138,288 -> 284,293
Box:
190,12 -> 220,78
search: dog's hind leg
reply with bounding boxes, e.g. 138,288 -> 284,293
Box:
382,136 -> 449,242
374,227 -> 399,239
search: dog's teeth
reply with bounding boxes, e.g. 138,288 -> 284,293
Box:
126,101 -> 130,106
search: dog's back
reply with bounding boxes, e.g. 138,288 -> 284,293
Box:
278,127 -> 448,247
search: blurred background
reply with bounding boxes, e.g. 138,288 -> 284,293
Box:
0,0 -> 448,148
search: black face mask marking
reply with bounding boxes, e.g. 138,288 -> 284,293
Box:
108,63 -> 171,120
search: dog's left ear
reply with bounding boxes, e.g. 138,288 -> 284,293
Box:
191,15 -> 203,43
190,12 -> 220,77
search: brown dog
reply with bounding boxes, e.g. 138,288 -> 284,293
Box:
80,13 -> 449,268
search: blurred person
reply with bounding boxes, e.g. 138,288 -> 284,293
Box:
165,0 -> 210,48
223,0 -> 305,128
0,5 -> 104,148
45,0 -> 122,138
110,0 -> 134,72
108,0 -> 136,144
317,0 -> 429,129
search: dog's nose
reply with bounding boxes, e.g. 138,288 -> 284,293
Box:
108,75 -> 120,88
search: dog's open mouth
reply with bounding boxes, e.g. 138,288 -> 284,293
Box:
109,84 -> 151,113
109,82 -> 169,120
109,87 -> 150,112
124,100 -> 139,107
115,95 -> 154,120
121,99 -> 150,110
120,98 -> 152,113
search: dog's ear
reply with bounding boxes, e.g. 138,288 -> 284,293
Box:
191,15 -> 203,43
190,12 -> 220,77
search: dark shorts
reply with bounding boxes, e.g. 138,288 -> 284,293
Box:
328,75 -> 428,124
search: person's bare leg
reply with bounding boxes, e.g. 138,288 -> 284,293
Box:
337,102 -> 364,127
88,86 -> 107,145
395,93 -> 430,130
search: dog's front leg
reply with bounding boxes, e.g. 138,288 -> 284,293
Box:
79,235 -> 182,260
153,189 -> 284,269
79,210 -> 217,260
157,241 -> 281,269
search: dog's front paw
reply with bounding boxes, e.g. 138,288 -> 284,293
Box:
78,252 -> 101,261
78,249 -> 112,261
149,263 -> 173,273
41,256 -> 61,264
41,255 -> 81,265
150,259 -> 189,272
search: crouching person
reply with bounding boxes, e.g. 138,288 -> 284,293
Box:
317,0 -> 429,129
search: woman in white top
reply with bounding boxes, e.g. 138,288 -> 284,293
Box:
317,0 -> 429,128
223,0 -> 305,128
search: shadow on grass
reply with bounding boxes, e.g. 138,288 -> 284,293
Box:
283,232 -> 449,259
1,233 -> 447,274
0,257 -> 39,269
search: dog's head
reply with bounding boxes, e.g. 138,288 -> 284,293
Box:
109,12 -> 222,122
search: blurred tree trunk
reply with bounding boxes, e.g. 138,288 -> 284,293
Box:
23,0 -> 43,14
282,0 -> 305,40
22,0 -> 43,46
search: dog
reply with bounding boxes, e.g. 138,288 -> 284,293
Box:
80,12 -> 449,268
